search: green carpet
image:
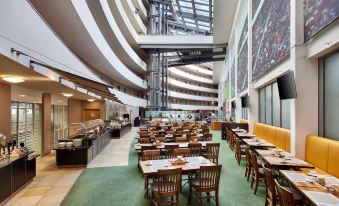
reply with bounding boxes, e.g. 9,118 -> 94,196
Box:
61,131 -> 265,206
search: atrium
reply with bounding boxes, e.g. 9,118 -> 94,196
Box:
0,0 -> 338,206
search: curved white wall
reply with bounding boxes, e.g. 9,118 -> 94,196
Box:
185,65 -> 213,76
71,0 -> 147,90
169,67 -> 213,84
132,0 -> 148,24
168,91 -> 217,102
169,104 -> 218,111
0,0 -> 104,84
169,78 -> 218,93
109,88 -> 147,107
121,0 -> 147,34
96,0 -> 147,74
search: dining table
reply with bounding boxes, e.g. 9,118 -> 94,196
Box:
134,141 -> 213,151
256,149 -> 315,169
242,138 -> 276,149
280,170 -> 339,205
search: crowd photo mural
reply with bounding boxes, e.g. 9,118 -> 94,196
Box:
252,0 -> 290,80
304,0 -> 339,41
231,63 -> 236,98
237,41 -> 248,93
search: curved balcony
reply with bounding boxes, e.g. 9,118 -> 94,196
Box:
71,0 -> 147,90
185,65 -> 213,76
168,91 -> 217,102
121,0 -> 147,34
168,78 -> 218,93
131,0 -> 148,25
88,0 -> 147,75
169,104 -> 218,111
109,88 -> 147,107
107,0 -> 146,57
169,67 -> 213,84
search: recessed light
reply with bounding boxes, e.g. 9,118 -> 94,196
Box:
2,76 -> 25,83
87,99 -> 95,102
61,93 -> 73,97
19,94 -> 26,97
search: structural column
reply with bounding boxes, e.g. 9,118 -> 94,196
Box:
42,93 -> 51,156
0,82 -> 11,138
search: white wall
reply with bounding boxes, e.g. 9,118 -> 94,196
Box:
169,78 -> 218,93
169,67 -> 213,84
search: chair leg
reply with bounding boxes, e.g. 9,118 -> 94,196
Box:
215,189 -> 219,206
199,192 -> 203,206
176,192 -> 180,206
254,178 -> 259,194
207,192 -> 211,202
188,185 -> 192,204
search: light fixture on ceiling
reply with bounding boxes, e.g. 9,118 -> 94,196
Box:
19,94 -> 26,97
61,93 -> 73,97
2,76 -> 25,83
87,99 -> 95,102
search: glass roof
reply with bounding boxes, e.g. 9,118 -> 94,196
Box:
168,0 -> 213,35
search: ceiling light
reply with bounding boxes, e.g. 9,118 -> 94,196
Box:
2,76 -> 25,83
87,99 -> 95,102
19,94 -> 26,97
61,93 -> 73,97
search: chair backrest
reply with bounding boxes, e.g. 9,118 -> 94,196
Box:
203,133 -> 212,141
164,144 -> 180,159
198,165 -> 222,189
189,136 -> 199,142
245,148 -> 252,167
138,138 -> 149,144
141,145 -> 157,152
206,143 -> 220,164
142,150 -> 161,161
251,152 -> 260,176
188,143 -> 202,157
155,168 -> 182,194
175,136 -> 187,143
264,166 -> 277,205
274,179 -> 296,206
155,136 -> 166,143
166,130 -> 174,134
173,148 -> 190,157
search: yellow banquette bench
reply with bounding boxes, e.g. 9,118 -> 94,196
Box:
305,135 -> 339,178
240,119 -> 248,124
253,122 -> 291,152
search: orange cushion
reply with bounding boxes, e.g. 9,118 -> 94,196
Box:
328,141 -> 339,178
275,128 -> 287,150
264,126 -> 277,144
305,136 -> 330,172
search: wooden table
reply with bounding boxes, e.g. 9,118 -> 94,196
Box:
242,138 -> 276,149
140,156 -> 215,175
233,131 -> 256,139
256,149 -> 315,169
280,170 -> 339,205
134,141 -> 213,150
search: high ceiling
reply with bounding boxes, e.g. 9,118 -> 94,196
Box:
168,0 -> 213,35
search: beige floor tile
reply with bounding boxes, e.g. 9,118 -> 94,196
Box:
22,187 -> 51,197
6,196 -> 43,206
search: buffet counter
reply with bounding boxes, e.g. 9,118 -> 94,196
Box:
55,129 -> 111,167
211,121 -> 228,130
0,152 -> 39,204
111,123 -> 132,138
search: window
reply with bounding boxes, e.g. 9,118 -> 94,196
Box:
322,51 -> 339,140
258,82 -> 291,129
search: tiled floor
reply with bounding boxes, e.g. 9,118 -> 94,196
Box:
4,154 -> 84,206
4,128 -> 138,206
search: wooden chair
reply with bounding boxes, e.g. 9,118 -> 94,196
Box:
264,167 -> 278,206
188,143 -> 202,157
245,148 -> 252,181
173,148 -> 190,157
250,153 -> 265,194
151,168 -> 182,206
138,145 -> 157,168
188,165 -> 222,206
155,136 -> 166,143
235,138 -> 246,165
163,144 -> 179,159
202,128 -> 210,134
203,143 -> 220,164
165,130 -> 174,134
142,150 -> 161,190
229,132 -> 235,151
175,136 -> 187,143
202,133 -> 212,141
138,138 -> 149,144
275,179 -> 295,206
188,136 -> 199,142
